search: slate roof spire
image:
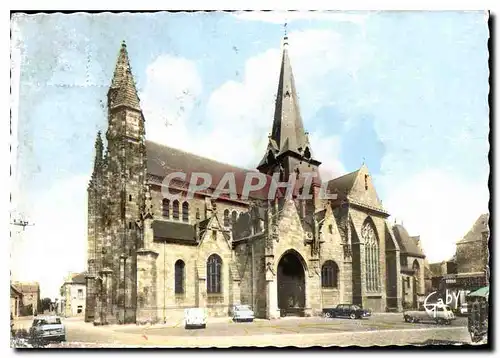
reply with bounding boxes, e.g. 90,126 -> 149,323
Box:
270,34 -> 309,157
108,41 -> 141,111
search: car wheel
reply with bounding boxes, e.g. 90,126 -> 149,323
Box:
202,324 -> 206,329
404,315 -> 409,323
325,312 -> 332,318
349,313 -> 356,320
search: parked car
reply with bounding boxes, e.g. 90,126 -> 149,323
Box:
29,316 -> 66,342
323,304 -> 372,319
184,308 -> 207,329
403,304 -> 455,325
232,305 -> 255,322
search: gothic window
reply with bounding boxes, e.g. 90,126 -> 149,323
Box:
182,202 -> 189,222
328,224 -> 333,234
162,199 -> 170,218
365,174 -> 369,190
321,261 -> 339,288
223,209 -> 230,227
207,254 -> 222,294
231,211 -> 238,226
361,219 -> 380,292
196,208 -> 201,220
174,260 -> 185,294
172,200 -> 180,220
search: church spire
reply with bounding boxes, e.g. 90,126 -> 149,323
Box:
271,35 -> 309,157
108,41 -> 141,111
257,34 -> 320,176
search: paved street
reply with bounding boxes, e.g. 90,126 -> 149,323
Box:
11,314 -> 476,348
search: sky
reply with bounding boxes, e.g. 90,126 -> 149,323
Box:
10,11 -> 489,299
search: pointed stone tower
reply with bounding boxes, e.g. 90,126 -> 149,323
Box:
257,35 -> 321,184
85,131 -> 104,322
101,41 -> 147,324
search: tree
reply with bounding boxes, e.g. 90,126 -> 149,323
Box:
41,298 -> 52,312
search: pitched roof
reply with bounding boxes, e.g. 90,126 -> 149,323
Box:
13,282 -> 40,294
146,140 -> 281,201
71,273 -> 86,285
458,213 -> 490,244
152,220 -> 196,243
392,224 -> 425,258
11,284 -> 22,297
109,42 -> 141,111
327,170 -> 359,195
269,37 -> 309,157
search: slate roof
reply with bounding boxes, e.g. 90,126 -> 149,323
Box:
458,213 -> 490,244
13,282 -> 40,294
146,140 -> 282,201
11,284 -> 23,297
71,273 -> 86,285
392,224 -> 425,258
268,38 -> 309,157
326,170 -> 359,196
152,220 -> 196,242
109,42 -> 141,111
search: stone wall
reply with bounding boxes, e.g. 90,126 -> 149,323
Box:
456,239 -> 488,274
349,209 -> 388,312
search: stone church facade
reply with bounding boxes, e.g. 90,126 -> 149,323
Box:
85,37 -> 414,325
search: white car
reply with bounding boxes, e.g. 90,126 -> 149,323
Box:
232,305 -> 255,322
184,308 -> 207,329
29,316 -> 66,342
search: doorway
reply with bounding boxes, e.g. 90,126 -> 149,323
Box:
277,250 -> 306,317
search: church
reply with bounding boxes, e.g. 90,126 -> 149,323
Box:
85,36 -> 425,325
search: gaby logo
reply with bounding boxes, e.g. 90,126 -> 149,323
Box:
161,171 -> 338,201
424,289 -> 468,317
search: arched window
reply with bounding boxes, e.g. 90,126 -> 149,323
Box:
223,209 -> 230,227
321,260 -> 339,288
231,211 -> 238,225
172,200 -> 179,220
207,254 -> 222,294
162,199 -> 170,218
182,202 -> 189,222
361,219 -> 380,292
195,208 -> 201,220
175,260 -> 185,294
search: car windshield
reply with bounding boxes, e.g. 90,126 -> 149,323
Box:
236,305 -> 251,311
352,305 -> 360,310
33,318 -> 61,326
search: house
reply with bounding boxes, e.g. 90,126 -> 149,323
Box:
12,281 -> 40,316
60,273 -> 86,317
10,284 -> 23,318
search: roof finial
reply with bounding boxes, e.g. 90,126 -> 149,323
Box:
283,22 -> 289,46
121,40 -> 127,47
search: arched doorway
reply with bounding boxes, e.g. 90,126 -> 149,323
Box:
277,250 -> 306,317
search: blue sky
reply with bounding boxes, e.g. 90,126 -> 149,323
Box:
11,11 -> 489,298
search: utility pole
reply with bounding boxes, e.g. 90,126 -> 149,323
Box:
10,218 -> 34,231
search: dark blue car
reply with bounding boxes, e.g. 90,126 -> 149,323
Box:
323,304 -> 372,319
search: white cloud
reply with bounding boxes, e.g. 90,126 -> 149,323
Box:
138,29 -> 362,175
11,175 -> 89,299
203,29 -> 370,170
383,169 -> 489,263
140,54 -> 203,150
233,11 -> 369,25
